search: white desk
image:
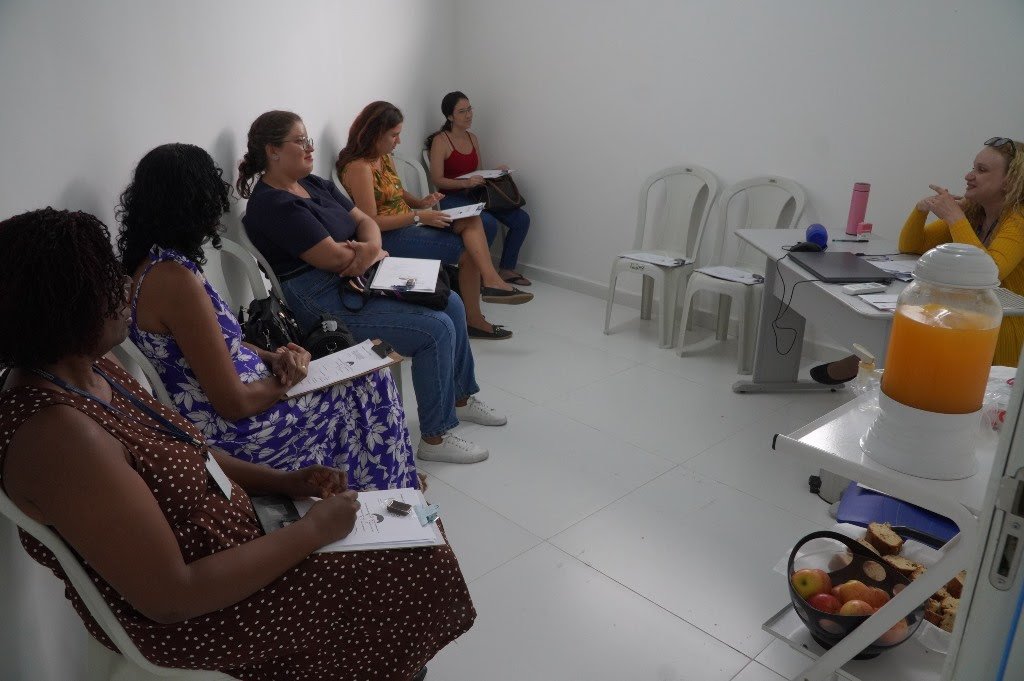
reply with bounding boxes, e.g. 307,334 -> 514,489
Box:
732,230 -> 903,394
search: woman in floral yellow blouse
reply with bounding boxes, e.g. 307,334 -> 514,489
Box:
338,101 -> 532,340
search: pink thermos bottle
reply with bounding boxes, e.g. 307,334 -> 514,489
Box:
846,182 -> 870,235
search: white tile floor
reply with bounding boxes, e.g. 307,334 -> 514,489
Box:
397,281 -> 856,681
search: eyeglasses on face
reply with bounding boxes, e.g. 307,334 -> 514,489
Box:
454,105 -> 473,115
285,136 -> 315,151
985,137 -> 1017,157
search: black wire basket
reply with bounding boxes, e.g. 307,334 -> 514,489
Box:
787,530 -> 925,660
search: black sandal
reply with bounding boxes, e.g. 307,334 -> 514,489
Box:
481,286 -> 533,304
468,323 -> 513,340
502,273 -> 532,286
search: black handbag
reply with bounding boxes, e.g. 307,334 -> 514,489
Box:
302,314 -> 356,358
239,298 -> 354,360
472,173 -> 526,212
238,295 -> 301,352
341,261 -> 451,311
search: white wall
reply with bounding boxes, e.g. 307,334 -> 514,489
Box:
0,2 -> 455,679
452,0 -> 1024,304
0,0 -> 455,234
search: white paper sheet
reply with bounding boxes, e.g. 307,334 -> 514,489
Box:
285,340 -> 392,398
440,202 -> 485,220
294,488 -> 444,552
695,265 -> 763,285
860,294 -> 899,311
619,251 -> 692,268
455,169 -> 512,180
369,256 -> 441,292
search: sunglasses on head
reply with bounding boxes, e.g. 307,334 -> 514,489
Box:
985,137 -> 1017,157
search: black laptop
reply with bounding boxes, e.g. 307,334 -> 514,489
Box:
789,252 -> 893,283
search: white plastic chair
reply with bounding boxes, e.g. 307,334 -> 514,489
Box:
677,176 -> 807,373
603,165 -> 719,348
111,340 -> 173,407
228,225 -> 285,302
0,488 -> 233,680
394,153 -> 431,200
421,148 -> 437,192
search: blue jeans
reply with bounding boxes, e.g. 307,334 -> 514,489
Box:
281,267 -> 479,437
381,225 -> 464,265
440,193 -> 531,271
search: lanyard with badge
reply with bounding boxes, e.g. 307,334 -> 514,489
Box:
25,365 -> 233,500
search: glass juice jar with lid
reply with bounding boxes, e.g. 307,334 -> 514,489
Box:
862,243 -> 1002,480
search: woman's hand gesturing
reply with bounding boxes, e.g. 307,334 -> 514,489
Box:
918,184 -> 966,225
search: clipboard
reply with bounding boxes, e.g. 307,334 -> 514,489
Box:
285,339 -> 404,399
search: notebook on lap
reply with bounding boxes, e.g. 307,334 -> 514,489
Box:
789,252 -> 893,283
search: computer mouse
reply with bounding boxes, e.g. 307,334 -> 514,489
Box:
790,241 -> 824,253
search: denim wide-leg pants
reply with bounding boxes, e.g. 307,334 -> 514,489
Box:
282,267 -> 479,437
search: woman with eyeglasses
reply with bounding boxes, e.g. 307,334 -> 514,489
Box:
0,208 -> 474,680
338,101 -> 532,341
813,136 -> 1024,383
426,91 -> 533,287
119,143 -> 416,490
241,111 -> 506,464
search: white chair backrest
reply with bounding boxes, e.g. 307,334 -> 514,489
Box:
421,148 -> 438,192
710,176 -> 807,270
223,229 -> 285,302
633,165 -> 719,262
393,154 -> 430,199
0,487 -> 231,679
111,340 -> 173,407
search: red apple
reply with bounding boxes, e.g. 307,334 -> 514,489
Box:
791,569 -> 833,600
839,599 -> 875,616
864,587 -> 890,609
831,586 -> 842,600
835,579 -> 874,604
875,618 -> 909,645
807,593 -> 842,614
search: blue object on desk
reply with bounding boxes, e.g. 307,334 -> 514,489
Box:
836,483 -> 959,545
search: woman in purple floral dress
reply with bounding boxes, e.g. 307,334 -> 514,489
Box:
120,144 -> 415,490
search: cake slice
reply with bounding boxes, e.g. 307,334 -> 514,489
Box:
865,522 -> 904,556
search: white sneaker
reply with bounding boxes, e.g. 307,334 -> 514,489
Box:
456,396 -> 508,426
417,433 -> 489,464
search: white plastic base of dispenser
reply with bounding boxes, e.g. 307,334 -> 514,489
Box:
861,392 -> 979,480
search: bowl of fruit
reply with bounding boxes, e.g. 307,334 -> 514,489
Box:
787,530 -> 925,659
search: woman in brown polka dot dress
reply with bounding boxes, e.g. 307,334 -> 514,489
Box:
0,208 -> 475,680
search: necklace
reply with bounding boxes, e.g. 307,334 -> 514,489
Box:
979,217 -> 1000,245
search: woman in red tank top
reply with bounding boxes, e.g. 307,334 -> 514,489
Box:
427,92 -> 533,286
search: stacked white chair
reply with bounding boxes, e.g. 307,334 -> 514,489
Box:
603,165 -> 719,348
677,176 -> 806,373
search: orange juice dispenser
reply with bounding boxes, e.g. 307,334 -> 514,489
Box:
862,243 -> 1002,480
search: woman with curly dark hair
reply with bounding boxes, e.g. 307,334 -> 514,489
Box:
119,143 -> 417,489
0,207 -> 475,679
241,111 -> 508,464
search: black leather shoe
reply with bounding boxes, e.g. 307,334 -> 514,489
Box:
809,362 -> 855,385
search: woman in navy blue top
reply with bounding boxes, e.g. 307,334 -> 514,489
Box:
240,111 -> 506,464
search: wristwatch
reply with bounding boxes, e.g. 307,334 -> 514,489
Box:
412,211 -> 420,224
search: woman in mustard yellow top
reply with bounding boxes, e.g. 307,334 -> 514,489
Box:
900,137 -> 1024,366
338,101 -> 532,341
813,137 -> 1024,382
